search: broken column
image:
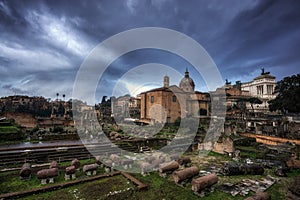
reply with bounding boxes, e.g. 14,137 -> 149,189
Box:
121,158 -> 134,169
19,163 -> 31,180
65,165 -> 77,180
83,163 -> 98,175
159,161 -> 179,176
173,166 -> 199,183
71,158 -> 81,170
191,174 -> 218,192
177,156 -> 191,167
37,168 -> 59,184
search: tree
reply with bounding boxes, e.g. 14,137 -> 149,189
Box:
62,94 -> 66,101
269,74 -> 300,114
56,93 -> 59,101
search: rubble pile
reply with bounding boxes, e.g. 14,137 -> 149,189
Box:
219,175 -> 278,196
223,162 -> 264,176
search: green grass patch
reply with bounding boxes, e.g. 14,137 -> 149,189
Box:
0,126 -> 20,134
19,174 -> 135,200
0,158 -> 104,194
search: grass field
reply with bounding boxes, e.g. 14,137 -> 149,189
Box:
1,154 -> 299,200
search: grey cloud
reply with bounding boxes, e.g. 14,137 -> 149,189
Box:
0,0 -> 299,103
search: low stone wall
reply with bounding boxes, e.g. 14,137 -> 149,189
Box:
42,134 -> 80,141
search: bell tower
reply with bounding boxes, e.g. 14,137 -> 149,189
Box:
163,75 -> 169,88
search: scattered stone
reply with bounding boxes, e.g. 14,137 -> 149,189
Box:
219,176 -> 278,197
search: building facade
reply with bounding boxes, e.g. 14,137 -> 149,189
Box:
140,69 -> 210,124
241,68 -> 277,113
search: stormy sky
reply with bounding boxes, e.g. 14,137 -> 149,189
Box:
0,0 -> 300,104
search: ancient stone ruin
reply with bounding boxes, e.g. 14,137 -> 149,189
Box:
49,161 -> 59,169
37,168 -> 59,184
109,154 -> 120,167
173,166 -> 199,183
65,165 -> 77,180
104,160 -> 113,173
177,156 -> 191,167
223,162 -> 264,176
95,156 -> 103,166
121,158 -> 133,170
71,158 -> 81,170
83,163 -> 98,175
191,173 -> 218,193
159,161 -> 179,176
140,162 -> 152,176
19,163 -> 31,181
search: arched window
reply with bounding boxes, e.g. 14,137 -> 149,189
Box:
172,95 -> 176,102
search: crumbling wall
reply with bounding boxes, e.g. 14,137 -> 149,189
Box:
213,136 -> 235,154
4,113 -> 37,128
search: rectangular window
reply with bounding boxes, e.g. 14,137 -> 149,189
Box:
267,85 -> 273,95
257,85 -> 263,95
151,96 -> 154,103
257,86 -> 260,95
172,95 -> 176,102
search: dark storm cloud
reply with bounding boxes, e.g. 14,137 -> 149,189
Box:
2,84 -> 32,95
208,0 -> 300,81
0,0 -> 299,103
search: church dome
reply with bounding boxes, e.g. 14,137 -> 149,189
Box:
179,68 -> 195,92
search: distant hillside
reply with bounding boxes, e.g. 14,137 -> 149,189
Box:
0,119 -> 24,141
